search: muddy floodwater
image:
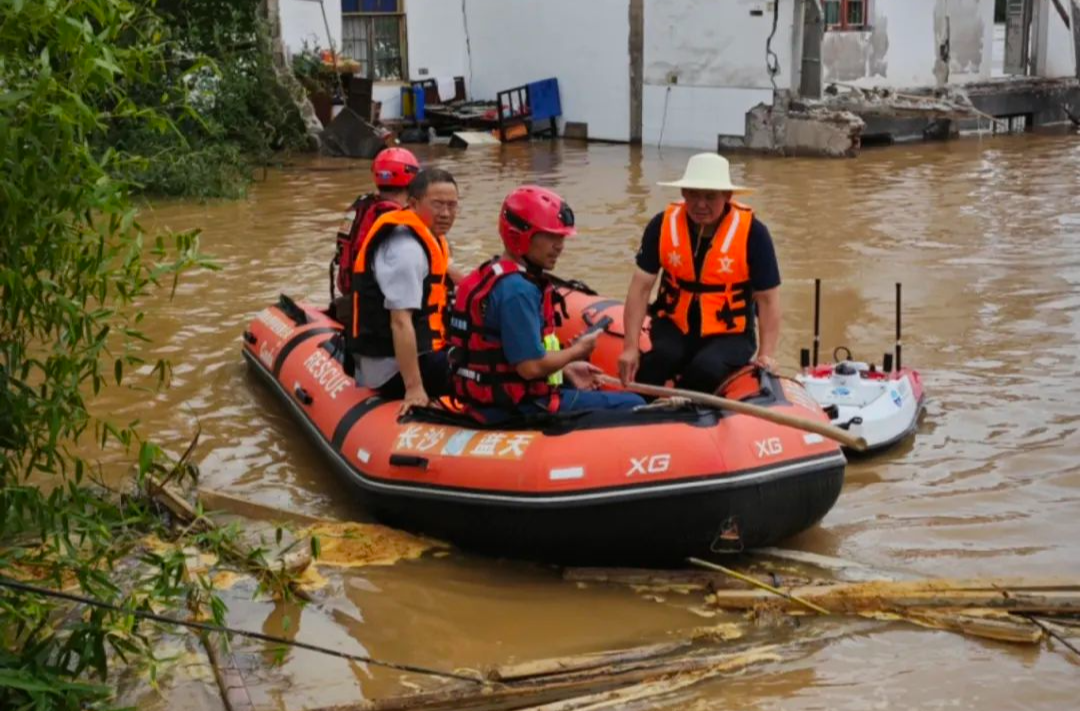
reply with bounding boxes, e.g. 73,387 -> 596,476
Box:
109,132 -> 1080,709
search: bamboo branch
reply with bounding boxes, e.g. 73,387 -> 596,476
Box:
146,475 -> 313,600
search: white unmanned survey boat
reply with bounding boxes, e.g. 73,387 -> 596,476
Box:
796,281 -> 925,455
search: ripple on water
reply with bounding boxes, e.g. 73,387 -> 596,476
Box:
113,134 -> 1080,708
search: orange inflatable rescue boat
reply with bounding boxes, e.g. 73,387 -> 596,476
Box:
242,283 -> 846,564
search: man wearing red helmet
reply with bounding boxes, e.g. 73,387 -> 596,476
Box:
330,147 -> 420,322
448,186 -> 644,423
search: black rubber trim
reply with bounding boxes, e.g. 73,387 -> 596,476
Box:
272,327 -> 336,378
389,454 -> 428,469
580,299 -> 622,326
331,395 -> 386,449
277,294 -> 309,325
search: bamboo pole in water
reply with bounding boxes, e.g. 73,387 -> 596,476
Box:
181,547 -> 258,711
311,643 -> 789,711
706,580 -> 1080,612
487,640 -> 692,682
562,566 -> 786,591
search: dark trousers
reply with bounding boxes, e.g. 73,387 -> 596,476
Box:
375,350 -> 451,399
638,318 -> 756,394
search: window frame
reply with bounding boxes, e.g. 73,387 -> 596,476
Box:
341,0 -> 408,82
823,0 -> 871,31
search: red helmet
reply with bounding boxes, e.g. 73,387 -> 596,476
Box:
372,147 -> 420,188
498,186 -> 576,257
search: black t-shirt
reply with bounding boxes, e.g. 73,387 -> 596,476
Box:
635,207 -> 781,337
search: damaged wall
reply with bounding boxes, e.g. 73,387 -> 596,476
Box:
642,0 -> 797,149
821,0 -> 994,89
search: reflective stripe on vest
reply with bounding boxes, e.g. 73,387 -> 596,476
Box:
351,210 -> 450,349
542,333 -> 563,386
656,201 -> 754,336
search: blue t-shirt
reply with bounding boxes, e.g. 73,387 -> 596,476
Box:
474,274 -> 546,423
483,274 -> 545,365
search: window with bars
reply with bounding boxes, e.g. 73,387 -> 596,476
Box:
341,0 -> 407,81
823,0 -> 870,30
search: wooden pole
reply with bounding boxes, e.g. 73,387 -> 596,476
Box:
706,580 -> 1080,613
597,375 -> 868,451
487,641 -> 691,682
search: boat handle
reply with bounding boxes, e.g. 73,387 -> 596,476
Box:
294,385 -> 313,406
581,315 -> 614,337
242,330 -> 257,345
389,454 -> 428,470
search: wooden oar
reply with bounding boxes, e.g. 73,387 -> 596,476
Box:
597,374 -> 868,451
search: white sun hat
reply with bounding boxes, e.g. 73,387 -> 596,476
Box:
657,153 -> 753,193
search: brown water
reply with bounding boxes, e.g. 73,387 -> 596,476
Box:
110,132 -> 1080,709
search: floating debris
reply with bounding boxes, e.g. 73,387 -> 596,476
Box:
301,522 -> 443,569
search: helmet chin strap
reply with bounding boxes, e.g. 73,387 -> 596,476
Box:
521,254 -> 545,275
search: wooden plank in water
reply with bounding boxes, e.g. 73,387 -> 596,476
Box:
197,488 -> 330,526
709,580 -> 1080,613
487,640 -> 691,682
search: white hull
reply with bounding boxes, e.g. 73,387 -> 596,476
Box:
796,362 -> 924,454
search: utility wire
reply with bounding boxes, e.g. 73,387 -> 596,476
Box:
0,577 -> 484,685
766,0 -> 781,92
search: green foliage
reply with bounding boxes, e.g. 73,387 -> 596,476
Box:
107,0 -> 310,197
291,41 -> 341,98
0,0 -> 276,707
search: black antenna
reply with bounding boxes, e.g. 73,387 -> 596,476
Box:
895,282 -> 902,371
812,278 -> 821,367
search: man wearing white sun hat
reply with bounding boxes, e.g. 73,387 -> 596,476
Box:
618,153 -> 781,394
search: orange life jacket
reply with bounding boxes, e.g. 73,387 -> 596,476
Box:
653,201 -> 754,337
350,210 -> 450,358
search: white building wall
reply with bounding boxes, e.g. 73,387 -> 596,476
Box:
642,0 -> 797,150
1035,0 -> 1078,78
457,0 -> 632,142
405,0 -> 469,82
822,0 -> 994,89
280,0 -> 342,57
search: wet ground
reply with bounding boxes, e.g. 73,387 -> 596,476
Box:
109,130 -> 1080,709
